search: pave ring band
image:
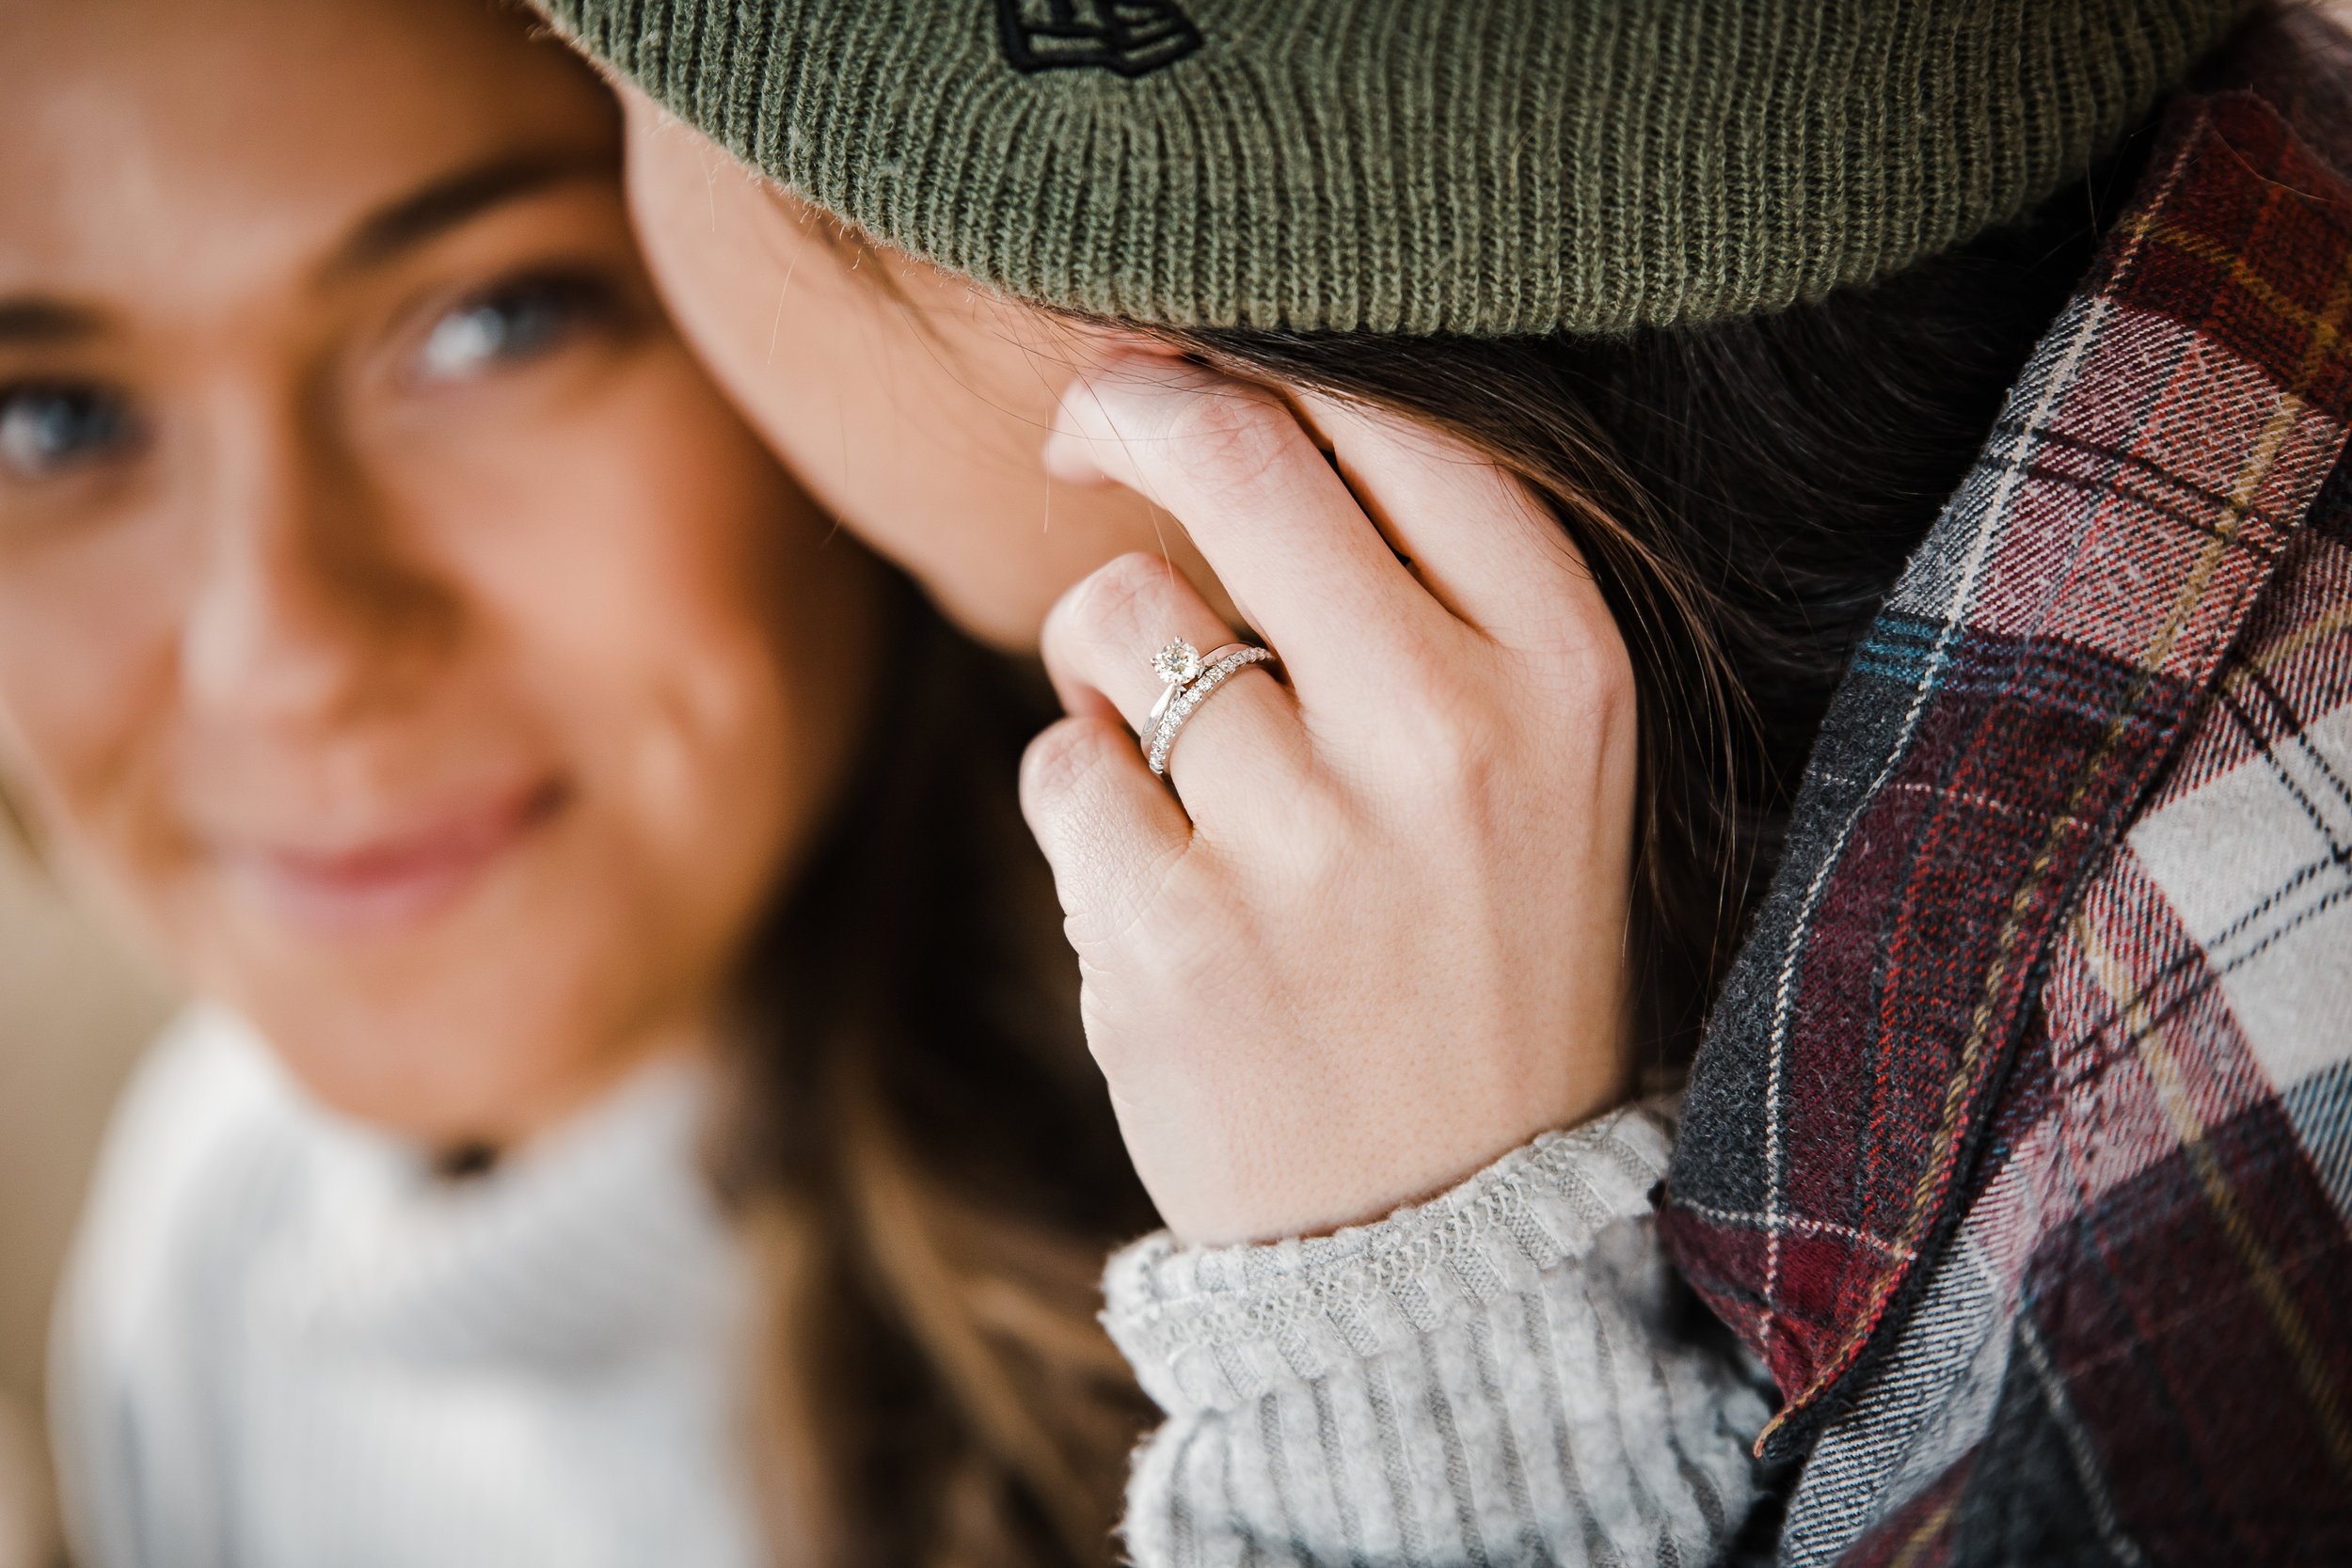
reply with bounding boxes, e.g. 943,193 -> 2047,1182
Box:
1144,641 -> 1278,776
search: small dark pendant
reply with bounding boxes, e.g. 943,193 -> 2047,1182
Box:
994,0 -> 1203,78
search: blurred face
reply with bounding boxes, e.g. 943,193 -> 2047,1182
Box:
0,0 -> 881,1146
618,93 -> 1233,651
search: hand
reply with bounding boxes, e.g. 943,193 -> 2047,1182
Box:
1020,353 -> 1640,1246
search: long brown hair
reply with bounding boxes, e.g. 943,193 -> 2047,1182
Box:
719,109 -> 2158,1568
719,593 -> 1158,1568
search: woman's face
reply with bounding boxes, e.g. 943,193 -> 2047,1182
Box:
0,0 -> 880,1146
618,94 -> 1232,651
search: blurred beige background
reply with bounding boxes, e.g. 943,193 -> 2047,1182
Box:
0,835 -> 177,1564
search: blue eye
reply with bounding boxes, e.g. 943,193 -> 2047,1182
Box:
0,382 -> 137,480
416,276 -> 608,383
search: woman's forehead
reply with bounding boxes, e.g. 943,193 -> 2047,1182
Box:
0,0 -> 618,312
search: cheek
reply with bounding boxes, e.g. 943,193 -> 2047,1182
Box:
622,99 -> 1168,645
0,522 -> 194,876
509,578 -> 803,1025
623,125 -> 875,509
558,620 -> 794,907
620,98 -> 805,431
438,377 -> 851,921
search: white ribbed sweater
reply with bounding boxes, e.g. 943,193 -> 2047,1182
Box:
51,1009 -> 762,1568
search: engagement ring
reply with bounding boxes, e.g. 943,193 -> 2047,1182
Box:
1143,641 -> 1276,776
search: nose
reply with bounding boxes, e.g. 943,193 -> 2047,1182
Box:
181,383 -> 453,726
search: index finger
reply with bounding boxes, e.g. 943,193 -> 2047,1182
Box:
1045,354 -> 1454,703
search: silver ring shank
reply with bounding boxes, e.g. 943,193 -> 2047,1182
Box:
1144,645 -> 1276,776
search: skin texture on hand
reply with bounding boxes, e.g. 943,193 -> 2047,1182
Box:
1022,354 -> 1639,1246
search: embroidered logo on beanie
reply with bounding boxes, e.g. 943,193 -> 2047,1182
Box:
993,0 -> 1200,77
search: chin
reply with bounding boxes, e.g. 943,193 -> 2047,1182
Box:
909,562 -> 1056,654
275,1013 -> 580,1145
223,946 -> 626,1147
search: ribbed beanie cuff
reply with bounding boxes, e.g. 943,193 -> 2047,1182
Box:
546,0 -> 2244,335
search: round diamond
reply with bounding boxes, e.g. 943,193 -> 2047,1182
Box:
1152,640 -> 1202,686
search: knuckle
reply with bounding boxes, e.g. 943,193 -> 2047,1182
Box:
1425,721 -> 1508,802
1056,550 -> 1174,655
1498,611 -> 1637,756
1159,387 -> 1296,499
1019,715 -> 1120,816
1275,798 -> 1359,891
1385,684 -> 1512,805
1590,633 -> 1638,723
1229,765 -> 1353,886
1553,626 -> 1639,753
1549,602 -> 1638,716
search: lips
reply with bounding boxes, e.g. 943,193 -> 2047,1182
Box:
218,779 -> 568,937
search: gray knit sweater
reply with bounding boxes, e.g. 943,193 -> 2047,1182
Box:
1102,1103 -> 1771,1567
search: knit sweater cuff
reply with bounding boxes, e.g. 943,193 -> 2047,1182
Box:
1103,1101 -> 1675,1418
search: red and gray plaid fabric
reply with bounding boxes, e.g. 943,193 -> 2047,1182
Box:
1660,28 -> 2352,1568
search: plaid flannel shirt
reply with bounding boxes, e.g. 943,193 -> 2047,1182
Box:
1660,23 -> 2352,1568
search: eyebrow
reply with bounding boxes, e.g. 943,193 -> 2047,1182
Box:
0,296 -> 105,346
327,150 -> 612,277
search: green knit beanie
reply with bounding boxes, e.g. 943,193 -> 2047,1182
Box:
544,0 -> 2242,336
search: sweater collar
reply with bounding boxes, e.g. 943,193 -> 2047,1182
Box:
251,1042 -> 744,1369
